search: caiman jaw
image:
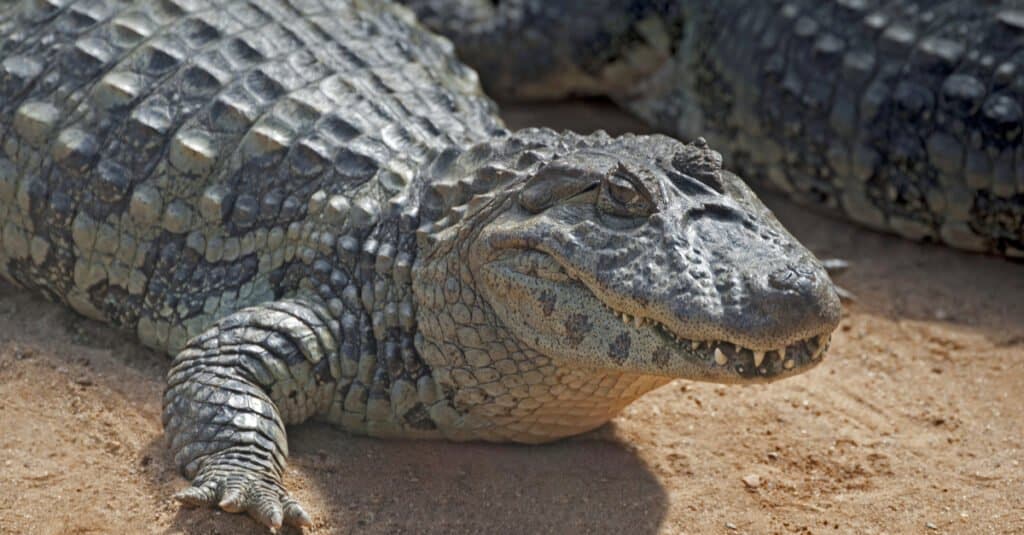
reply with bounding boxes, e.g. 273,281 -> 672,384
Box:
653,320 -> 829,373
595,294 -> 831,378
502,248 -> 833,381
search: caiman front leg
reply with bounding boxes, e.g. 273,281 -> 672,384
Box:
162,299 -> 341,529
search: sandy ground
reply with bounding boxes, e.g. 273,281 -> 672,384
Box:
1,103 -> 1023,535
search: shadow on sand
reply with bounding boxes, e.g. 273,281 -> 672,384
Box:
156,422 -> 668,534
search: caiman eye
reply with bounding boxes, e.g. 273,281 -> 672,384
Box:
598,172 -> 655,218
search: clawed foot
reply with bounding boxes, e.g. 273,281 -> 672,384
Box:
174,460 -> 312,530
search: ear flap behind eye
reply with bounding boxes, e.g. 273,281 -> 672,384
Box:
519,165 -> 601,213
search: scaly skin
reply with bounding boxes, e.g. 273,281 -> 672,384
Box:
0,0 -> 840,530
403,0 -> 1024,257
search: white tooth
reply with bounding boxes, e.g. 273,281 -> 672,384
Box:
780,347 -> 787,361
784,359 -> 795,370
635,316 -> 643,328
691,340 -> 699,350
752,351 -> 765,367
714,348 -> 727,366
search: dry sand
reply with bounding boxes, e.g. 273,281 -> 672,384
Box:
0,103 -> 1022,534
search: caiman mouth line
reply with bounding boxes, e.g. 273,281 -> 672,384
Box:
504,248 -> 830,376
598,299 -> 829,375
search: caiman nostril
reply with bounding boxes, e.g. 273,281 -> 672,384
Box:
768,266 -> 817,293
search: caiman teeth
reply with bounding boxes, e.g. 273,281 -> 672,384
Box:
814,334 -> 829,359
599,301 -> 829,373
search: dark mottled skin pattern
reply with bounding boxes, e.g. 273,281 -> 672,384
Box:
0,0 -> 839,530
608,332 -> 631,364
564,312 -> 592,346
403,0 -> 1024,257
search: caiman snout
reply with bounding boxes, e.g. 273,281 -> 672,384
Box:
741,261 -> 842,350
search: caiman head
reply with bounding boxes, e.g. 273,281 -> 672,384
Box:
412,129 -> 841,442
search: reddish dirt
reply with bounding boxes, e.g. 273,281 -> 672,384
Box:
1,103 -> 1022,534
